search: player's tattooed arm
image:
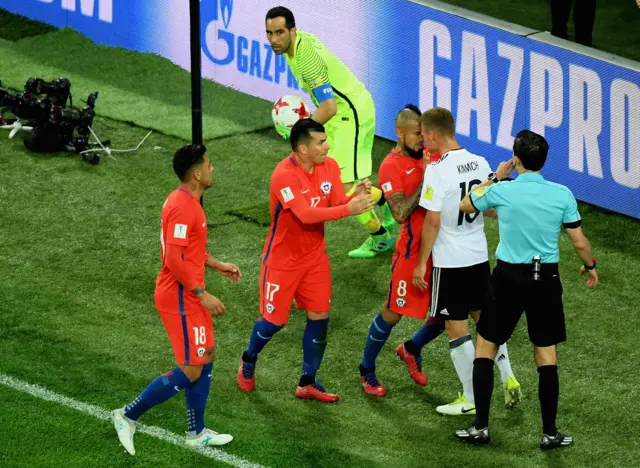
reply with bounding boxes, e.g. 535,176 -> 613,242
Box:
192,286 -> 205,296
386,187 -> 421,223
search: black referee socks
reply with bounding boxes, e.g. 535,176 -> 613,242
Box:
538,365 -> 560,435
473,357 -> 495,429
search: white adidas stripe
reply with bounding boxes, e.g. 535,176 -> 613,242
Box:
0,373 -> 265,468
430,267 -> 441,318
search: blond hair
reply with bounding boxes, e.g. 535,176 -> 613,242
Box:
420,107 -> 455,138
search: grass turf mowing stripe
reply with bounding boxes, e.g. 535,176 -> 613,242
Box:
0,29 -> 273,141
0,373 -> 266,468
0,43 -> 259,141
0,8 -> 55,41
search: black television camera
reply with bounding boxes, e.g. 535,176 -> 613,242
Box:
0,82 -> 52,124
24,91 -> 102,161
1,77 -> 71,119
1,77 -> 107,163
56,92 -> 99,154
25,77 -> 72,107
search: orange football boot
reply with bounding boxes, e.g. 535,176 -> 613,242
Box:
360,366 -> 387,397
236,359 -> 256,392
396,342 -> 427,386
295,382 -> 339,402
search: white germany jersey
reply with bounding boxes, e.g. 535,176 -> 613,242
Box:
419,149 -> 492,268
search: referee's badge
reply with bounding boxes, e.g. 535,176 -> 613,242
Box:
320,181 -> 332,195
473,186 -> 488,198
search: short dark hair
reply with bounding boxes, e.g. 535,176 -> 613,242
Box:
265,6 -> 295,29
513,130 -> 548,171
395,104 -> 422,128
403,103 -> 421,116
420,107 -> 455,137
173,144 -> 207,182
290,118 -> 325,151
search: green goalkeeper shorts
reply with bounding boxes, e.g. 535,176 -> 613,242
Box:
325,100 -> 376,184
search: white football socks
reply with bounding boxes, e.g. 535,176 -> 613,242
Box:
496,343 -> 515,383
449,334 -> 475,403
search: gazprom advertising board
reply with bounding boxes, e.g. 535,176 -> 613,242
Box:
3,0 -> 639,218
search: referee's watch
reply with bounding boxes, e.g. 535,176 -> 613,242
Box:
488,172 -> 499,184
584,258 -> 597,270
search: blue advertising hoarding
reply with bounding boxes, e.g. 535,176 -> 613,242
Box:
2,0 -> 638,218
370,1 -> 639,218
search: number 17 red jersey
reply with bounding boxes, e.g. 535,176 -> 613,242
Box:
261,154 -> 348,271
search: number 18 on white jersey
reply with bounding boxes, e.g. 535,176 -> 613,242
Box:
419,149 -> 492,268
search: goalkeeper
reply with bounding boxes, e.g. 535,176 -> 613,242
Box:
266,6 -> 394,259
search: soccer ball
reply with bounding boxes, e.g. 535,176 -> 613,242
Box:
271,95 -> 311,130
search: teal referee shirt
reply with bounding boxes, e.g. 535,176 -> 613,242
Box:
470,172 -> 581,264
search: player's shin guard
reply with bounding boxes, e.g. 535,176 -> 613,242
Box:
408,316 -> 445,352
347,184 -> 386,235
370,186 -> 383,205
356,208 -> 385,234
186,362 -> 213,435
245,318 -> 283,360
300,317 -> 329,386
124,367 -> 192,421
538,365 -> 559,436
473,358 -> 495,430
361,313 -> 394,369
345,183 -> 383,203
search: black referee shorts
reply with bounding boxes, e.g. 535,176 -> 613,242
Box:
477,260 -> 566,347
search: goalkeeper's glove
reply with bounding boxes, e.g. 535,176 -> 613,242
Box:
275,123 -> 291,140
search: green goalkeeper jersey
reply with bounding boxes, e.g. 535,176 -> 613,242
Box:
285,30 -> 372,119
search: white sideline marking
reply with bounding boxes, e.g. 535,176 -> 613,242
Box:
0,373 -> 265,468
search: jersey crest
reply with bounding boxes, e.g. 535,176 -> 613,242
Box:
320,181 -> 333,195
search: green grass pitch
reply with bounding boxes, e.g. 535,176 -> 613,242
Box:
0,5 -> 639,468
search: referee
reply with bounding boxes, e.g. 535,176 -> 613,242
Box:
454,130 -> 598,449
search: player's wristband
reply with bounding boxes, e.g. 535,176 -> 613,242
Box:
584,258 -> 596,270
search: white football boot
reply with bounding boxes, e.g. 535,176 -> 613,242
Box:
436,392 -> 476,415
112,407 -> 136,455
186,428 -> 233,447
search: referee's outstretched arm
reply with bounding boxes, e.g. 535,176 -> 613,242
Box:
565,225 -> 598,288
459,161 -> 514,214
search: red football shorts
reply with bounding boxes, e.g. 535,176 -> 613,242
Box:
386,251 -> 432,319
158,304 -> 214,366
260,255 -> 332,325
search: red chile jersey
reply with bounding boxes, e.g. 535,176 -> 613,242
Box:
155,186 -> 208,314
262,154 -> 350,270
378,150 -> 441,258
